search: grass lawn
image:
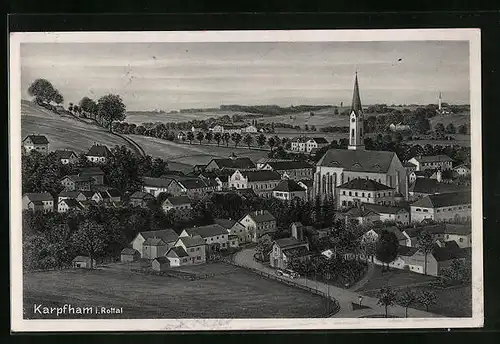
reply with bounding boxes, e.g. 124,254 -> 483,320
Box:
23,264 -> 329,319
357,265 -> 437,293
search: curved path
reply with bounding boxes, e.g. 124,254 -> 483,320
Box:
233,248 -> 440,319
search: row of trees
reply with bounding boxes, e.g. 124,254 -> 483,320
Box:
377,286 -> 437,317
28,78 -> 64,105
434,122 -> 469,136
72,95 -> 127,130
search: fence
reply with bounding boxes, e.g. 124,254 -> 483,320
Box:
223,258 -> 340,317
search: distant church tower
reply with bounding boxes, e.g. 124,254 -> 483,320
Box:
438,92 -> 442,111
348,72 -> 365,150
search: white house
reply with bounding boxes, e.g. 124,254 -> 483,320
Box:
54,150 -> 78,164
242,125 -> 258,133
290,137 -> 309,152
22,134 -> 49,154
142,177 -> 172,197
269,237 -> 310,270
410,191 -> 471,223
162,195 -> 192,213
408,155 -> 453,171
167,235 -> 206,267
86,144 -> 113,163
229,169 -> 282,197
453,164 -> 471,177
130,229 -> 179,258
362,203 -> 410,225
177,131 -> 187,141
213,218 -> 250,244
336,178 -> 398,208
22,193 -> 54,213
239,210 -> 277,242
180,224 -> 230,250
389,123 -> 411,131
305,137 -> 329,153
57,198 -> 84,213
272,179 -> 307,201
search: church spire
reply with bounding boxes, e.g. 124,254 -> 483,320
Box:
351,71 -> 362,114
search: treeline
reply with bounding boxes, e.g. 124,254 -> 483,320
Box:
220,104 -> 331,116
320,126 -> 349,133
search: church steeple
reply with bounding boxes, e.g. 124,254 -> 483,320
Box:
348,72 -> 365,151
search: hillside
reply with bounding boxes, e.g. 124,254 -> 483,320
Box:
125,110 -> 258,125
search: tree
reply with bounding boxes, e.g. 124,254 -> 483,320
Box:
97,94 -> 127,130
445,123 -> 456,134
27,78 -> 56,104
72,219 -> 106,269
214,132 -> 222,146
434,122 -> 445,136
416,230 -> 435,275
458,124 -> 468,135
205,131 -> 213,143
257,133 -> 267,148
417,290 -> 437,312
222,133 -> 231,147
53,91 -> 64,105
304,124 -> 309,131
375,230 -> 399,271
255,234 -> 273,262
243,134 -> 253,148
231,133 -> 242,147
79,97 -> 97,118
398,289 -> 417,318
187,131 -> 195,144
377,286 -> 396,318
196,131 -> 205,145
68,103 -> 74,112
268,136 -> 276,151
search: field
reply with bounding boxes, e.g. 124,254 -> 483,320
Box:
21,100 -> 127,153
357,266 -> 437,293
23,265 -> 329,319
429,113 -> 471,130
126,134 -> 271,167
126,110 -> 258,125
256,107 -> 349,129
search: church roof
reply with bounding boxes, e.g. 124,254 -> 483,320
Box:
338,178 -> 393,191
351,72 -> 362,115
316,148 -> 396,173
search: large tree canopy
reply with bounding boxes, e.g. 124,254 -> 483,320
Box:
97,94 -> 127,129
27,78 -> 60,104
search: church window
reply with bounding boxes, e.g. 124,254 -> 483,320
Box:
355,192 -> 358,197
360,128 -> 363,137
362,192 -> 365,197
343,191 -> 346,195
351,129 -> 355,137
349,192 -> 352,196
351,118 -> 355,122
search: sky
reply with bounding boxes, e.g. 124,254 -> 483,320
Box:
20,41 -> 470,111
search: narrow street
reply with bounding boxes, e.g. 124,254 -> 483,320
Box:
233,248 -> 441,318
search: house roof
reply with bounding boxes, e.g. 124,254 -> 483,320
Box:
164,195 -> 191,206
338,178 -> 393,191
79,167 -> 105,175
244,210 -> 276,223
153,256 -> 170,264
213,218 -> 238,229
442,224 -> 471,236
265,160 -> 313,171
317,148 -> 396,173
142,177 -> 172,188
23,192 -> 53,202
184,224 -> 228,238
273,179 -> 305,192
140,229 -> 179,244
60,198 -> 82,208
344,207 -> 378,218
130,191 -> 155,200
239,170 -> 282,182
72,255 -> 90,262
362,203 -> 408,215
166,246 -> 190,258
308,137 -> 329,144
409,178 -> 464,195
397,245 -> 418,257
143,238 -> 166,246
282,245 -> 310,258
178,235 -> 205,248
373,226 -> 406,242
62,174 -> 93,183
298,179 -> 314,188
23,134 -> 49,144
178,178 -> 212,189
432,244 -> 470,262
291,136 -> 309,143
87,144 -> 112,157
54,150 -> 77,159
58,191 -> 80,198
403,224 -> 447,238
106,189 -> 122,198
404,161 -> 417,168
411,154 -> 453,163
411,191 -> 471,208
121,248 -> 139,255
209,157 -> 256,170
274,237 -> 308,249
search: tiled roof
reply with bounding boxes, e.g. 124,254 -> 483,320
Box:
409,179 -> 464,194
363,203 -> 408,215
23,135 -> 49,144
213,218 -> 237,229
178,178 -> 212,189
121,248 -> 139,255
166,246 -> 189,258
432,244 -> 470,262
23,192 -> 53,202
397,245 -> 418,256
72,255 -> 90,262
412,155 -> 453,163
344,207 -> 378,218
373,226 -> 406,242
54,150 -> 77,159
143,177 -> 172,188
58,191 -> 80,198
317,148 -> 396,173
209,157 -> 255,169
338,178 -> 393,191
265,160 -> 313,171
140,229 -> 178,243
403,224 -> 447,238
143,238 -> 166,246
244,210 -> 276,223
404,161 -> 417,168
106,189 -> 122,198
298,179 -> 314,187
130,191 -> 155,200
184,224 -> 228,238
164,195 -> 191,206
411,191 -> 471,208
62,174 -> 93,183
443,224 -> 471,236
240,170 -> 282,182
60,198 -> 82,209
291,136 -> 309,143
154,256 -> 170,264
273,179 -> 305,192
274,237 -> 308,249
308,137 -> 329,144
282,245 -> 310,258
79,167 -> 105,175
178,235 -> 205,248
87,144 -> 112,157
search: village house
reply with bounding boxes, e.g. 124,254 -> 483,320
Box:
341,206 -> 380,226
306,137 -> 329,153
213,218 -> 250,244
242,125 -> 258,133
131,229 -> 179,258
60,175 -> 94,192
410,191 -> 471,223
151,257 -> 171,271
142,177 -> 172,197
404,161 -> 418,175
453,164 -> 471,177
408,155 -> 453,171
91,190 -> 111,204
297,179 -> 314,200
210,125 -> 225,133
57,198 -> 84,213
289,222 -> 326,248
408,178 -> 465,200
180,224 -> 230,250
223,124 -> 243,134
72,256 -> 95,269
57,191 -> 81,203
389,122 -> 411,131
290,137 -> 309,152
205,155 -> 256,171
336,178 -> 398,208
79,167 -> 106,185
86,144 -> 113,163
22,134 -> 49,154
142,238 -> 170,260
272,179 -> 307,201
129,191 -> 155,207
167,235 -> 206,267
177,131 -> 187,141
362,203 -> 410,225
120,248 -> 140,263
269,237 -> 310,270
260,160 -> 314,180
166,177 -> 217,199
239,210 -> 277,242
161,195 -> 192,214
22,192 -> 54,213
229,169 -> 282,197
361,226 -> 407,246
54,150 -> 78,164
402,223 -> 471,249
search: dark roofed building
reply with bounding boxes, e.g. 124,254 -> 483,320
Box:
54,150 -> 78,164
129,191 -> 155,207
409,178 -> 465,198
270,237 -> 310,270
337,178 -> 397,208
318,149 -> 397,174
240,170 -> 282,182
205,157 -> 256,171
86,144 -> 113,163
338,178 -> 393,191
229,169 -> 282,197
262,160 -> 314,180
273,179 -> 307,201
23,134 -> 50,155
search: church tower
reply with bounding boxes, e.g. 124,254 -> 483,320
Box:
438,92 -> 442,111
348,72 -> 365,150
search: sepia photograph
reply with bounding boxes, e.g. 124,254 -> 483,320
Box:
9,29 -> 483,331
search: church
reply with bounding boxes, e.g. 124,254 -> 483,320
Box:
313,73 -> 409,205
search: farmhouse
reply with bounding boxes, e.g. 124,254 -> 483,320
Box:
79,167 -> 106,185
306,137 -> 329,153
142,238 -> 169,260
297,179 -> 314,200
60,175 -> 93,192
362,203 -> 410,225
242,125 -> 258,133
402,223 -> 471,248
167,178 -> 217,199
129,191 -> 155,207
314,74 -> 408,202
57,198 -> 84,213
72,256 -> 95,269
213,218 -> 250,244
336,178 -> 398,208
260,160 -> 314,180
22,134 -> 49,154
389,123 -> 411,131
162,195 -> 192,214
290,137 -> 309,152
409,178 -> 465,200
86,144 -> 113,163
269,237 -> 310,270
180,224 -> 229,250
205,156 -> 256,171
229,170 -> 282,197
410,191 -> 471,223
57,191 -> 80,203
54,150 -> 78,164
22,192 -> 54,213
142,177 -> 172,197
272,179 -> 307,201
169,235 -> 207,266
341,206 -> 380,226
151,257 -> 171,271
120,248 -> 140,262
408,155 -> 453,171
361,226 -> 407,246
131,229 -> 179,258
239,210 -> 277,242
